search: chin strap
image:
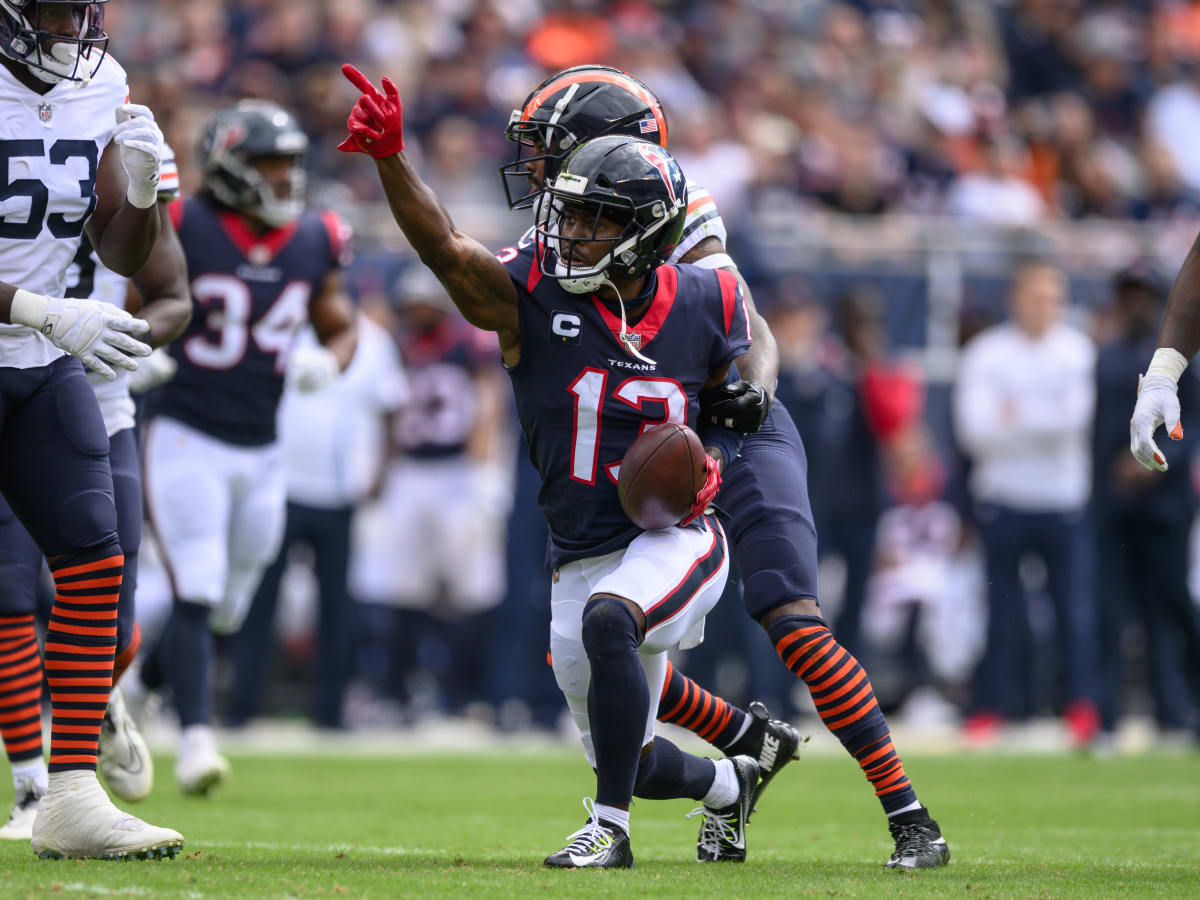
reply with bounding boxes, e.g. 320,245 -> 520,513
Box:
602,275 -> 657,367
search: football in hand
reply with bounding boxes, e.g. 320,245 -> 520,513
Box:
618,423 -> 708,530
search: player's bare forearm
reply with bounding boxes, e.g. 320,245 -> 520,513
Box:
311,272 -> 358,370
127,202 -> 191,346
1158,228 -> 1200,359
373,154 -> 518,335
86,146 -> 159,277
0,282 -> 18,323
742,302 -> 778,398
679,236 -> 777,396
91,202 -> 159,276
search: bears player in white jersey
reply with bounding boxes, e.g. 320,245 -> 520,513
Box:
138,100 -> 357,795
0,0 -> 183,859
502,67 -> 950,870
0,141 -> 189,837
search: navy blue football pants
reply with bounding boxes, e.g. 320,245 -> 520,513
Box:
0,381 -> 139,660
719,402 -> 820,618
0,356 -> 121,574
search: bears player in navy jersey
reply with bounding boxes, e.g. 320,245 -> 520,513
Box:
0,0 -> 186,860
501,65 -> 950,870
139,100 -> 357,796
341,64 -> 765,868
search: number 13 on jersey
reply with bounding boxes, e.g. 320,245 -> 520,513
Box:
567,368 -> 687,485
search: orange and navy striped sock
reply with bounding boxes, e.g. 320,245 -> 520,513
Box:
0,614 -> 44,764
656,661 -> 751,752
768,615 -> 919,815
45,547 -> 122,773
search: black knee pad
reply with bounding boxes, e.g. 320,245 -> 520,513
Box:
581,596 -> 640,661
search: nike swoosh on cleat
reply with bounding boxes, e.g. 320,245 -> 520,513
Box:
568,851 -> 609,866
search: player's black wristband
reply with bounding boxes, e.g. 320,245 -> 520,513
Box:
698,422 -> 743,471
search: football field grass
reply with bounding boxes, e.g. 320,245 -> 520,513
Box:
0,750 -> 1197,897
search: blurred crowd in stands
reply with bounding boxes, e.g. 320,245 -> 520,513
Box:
103,1 -> 1200,749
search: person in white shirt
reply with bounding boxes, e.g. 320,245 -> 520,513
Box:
953,260 -> 1100,748
226,312 -> 408,729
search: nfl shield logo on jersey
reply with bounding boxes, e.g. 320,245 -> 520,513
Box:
622,332 -> 643,352
37,103 -> 52,123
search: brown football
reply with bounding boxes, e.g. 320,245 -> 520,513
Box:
618,422 -> 707,530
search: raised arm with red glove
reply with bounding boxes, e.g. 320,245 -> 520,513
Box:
335,65 -> 520,365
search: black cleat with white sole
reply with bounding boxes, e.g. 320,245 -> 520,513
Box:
543,798 -> 634,869
885,807 -> 950,869
689,754 -> 759,862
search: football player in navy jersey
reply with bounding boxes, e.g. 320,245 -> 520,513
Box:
341,64 -> 764,868
139,100 -> 357,796
501,65 -> 950,870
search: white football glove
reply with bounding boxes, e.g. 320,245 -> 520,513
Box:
288,345 -> 340,393
114,104 -> 163,209
127,346 -> 178,393
1130,373 -> 1182,472
10,289 -> 151,381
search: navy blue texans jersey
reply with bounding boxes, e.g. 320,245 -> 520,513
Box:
152,196 -> 350,446
396,319 -> 498,459
498,228 -> 752,567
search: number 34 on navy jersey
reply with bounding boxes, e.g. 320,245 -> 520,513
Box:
153,195 -> 351,447
497,229 -> 751,567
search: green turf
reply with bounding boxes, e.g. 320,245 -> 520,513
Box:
0,750 -> 1197,897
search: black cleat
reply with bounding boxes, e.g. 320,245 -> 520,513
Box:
689,755 -> 758,862
543,798 -> 634,869
885,808 -> 950,869
736,701 -> 804,815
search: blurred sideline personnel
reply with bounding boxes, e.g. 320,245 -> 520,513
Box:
228,306 -> 408,730
0,0 -> 183,859
342,66 -> 761,868
1,142 -> 190,835
954,261 -> 1099,746
138,101 -> 357,795
351,266 -> 509,715
1105,265 -> 1200,741
500,66 -> 948,869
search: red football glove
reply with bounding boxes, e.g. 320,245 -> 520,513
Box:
681,453 -> 722,526
337,64 -> 405,158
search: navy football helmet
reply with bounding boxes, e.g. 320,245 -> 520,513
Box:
537,134 -> 687,295
196,101 -> 309,228
0,0 -> 108,84
500,65 -> 668,211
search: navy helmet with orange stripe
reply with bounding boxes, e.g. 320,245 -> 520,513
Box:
500,64 -> 668,211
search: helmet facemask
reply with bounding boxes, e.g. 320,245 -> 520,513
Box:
537,175 -> 685,366
0,0 -> 108,85
206,149 -> 306,228
201,107 -> 309,228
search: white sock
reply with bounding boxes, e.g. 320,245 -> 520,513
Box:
594,803 -> 629,835
702,758 -> 740,808
887,799 -> 923,818
11,757 -> 48,794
